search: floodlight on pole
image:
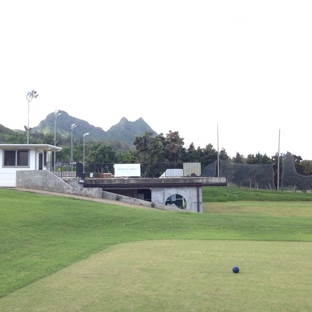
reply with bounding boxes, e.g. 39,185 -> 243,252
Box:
83,133 -> 89,171
70,123 -> 77,172
25,90 -> 39,144
53,110 -> 62,170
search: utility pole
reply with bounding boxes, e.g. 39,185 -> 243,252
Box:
277,129 -> 281,191
217,123 -> 220,177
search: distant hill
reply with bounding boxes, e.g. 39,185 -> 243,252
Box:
0,124 -> 15,135
34,111 -> 107,141
105,117 -> 157,143
31,111 -> 158,146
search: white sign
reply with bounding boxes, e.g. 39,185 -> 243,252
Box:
114,164 -> 141,177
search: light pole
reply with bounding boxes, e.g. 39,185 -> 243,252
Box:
83,133 -> 89,171
53,110 -> 62,170
70,123 -> 77,172
217,123 -> 220,178
25,90 -> 39,144
277,129 -> 281,191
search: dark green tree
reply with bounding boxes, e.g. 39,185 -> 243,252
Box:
57,146 -> 71,162
232,152 -> 245,163
133,132 -> 167,177
86,143 -> 117,163
43,134 -> 54,145
117,150 -> 138,163
219,148 -> 229,161
184,143 -> 201,163
85,143 -> 118,174
164,131 -> 184,163
201,144 -> 217,167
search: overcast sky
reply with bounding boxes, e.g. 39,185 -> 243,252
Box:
1,1 -> 311,159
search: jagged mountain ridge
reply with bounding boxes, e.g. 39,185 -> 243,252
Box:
105,117 -> 155,143
33,111 -> 157,145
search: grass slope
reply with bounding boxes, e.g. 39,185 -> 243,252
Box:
203,186 -> 312,202
1,188 -> 312,311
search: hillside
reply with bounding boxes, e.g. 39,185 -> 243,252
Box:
35,111 -> 107,141
0,124 -> 15,135
105,117 -> 156,143
0,111 -> 157,146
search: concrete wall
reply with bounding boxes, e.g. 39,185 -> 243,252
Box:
102,191 -> 181,211
15,171 -> 203,213
16,170 -> 102,198
151,186 -> 202,213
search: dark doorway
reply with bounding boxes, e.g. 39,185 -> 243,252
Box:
138,189 -> 151,202
76,162 -> 83,178
39,153 -> 43,170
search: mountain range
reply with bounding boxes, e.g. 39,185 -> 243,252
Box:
0,111 -> 158,147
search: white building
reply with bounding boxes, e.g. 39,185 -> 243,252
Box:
0,144 -> 62,187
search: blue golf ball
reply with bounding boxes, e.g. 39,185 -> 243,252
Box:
232,266 -> 239,273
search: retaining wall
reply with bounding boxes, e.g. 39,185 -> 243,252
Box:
16,170 -> 102,198
15,170 -> 202,212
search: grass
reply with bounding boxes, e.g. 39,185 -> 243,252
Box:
203,186 -> 312,202
2,240 -> 312,311
1,187 -> 312,311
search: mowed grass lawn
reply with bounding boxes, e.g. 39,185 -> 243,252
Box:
1,188 -> 312,311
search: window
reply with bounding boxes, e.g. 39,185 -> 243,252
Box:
17,151 -> 29,166
4,151 -> 15,166
4,150 -> 29,167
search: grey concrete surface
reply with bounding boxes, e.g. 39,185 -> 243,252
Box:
15,170 -> 184,211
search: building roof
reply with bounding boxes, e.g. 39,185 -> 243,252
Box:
0,144 -> 62,151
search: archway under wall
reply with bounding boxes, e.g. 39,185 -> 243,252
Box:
150,186 -> 202,213
165,193 -> 187,210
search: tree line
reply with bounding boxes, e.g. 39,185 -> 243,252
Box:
2,128 -> 312,178
63,131 -> 312,180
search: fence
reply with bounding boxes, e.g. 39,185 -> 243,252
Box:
48,153 -> 312,191
48,162 -> 83,178
220,160 -> 275,190
281,153 -> 312,192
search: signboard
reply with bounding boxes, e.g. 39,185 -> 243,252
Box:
114,164 -> 141,177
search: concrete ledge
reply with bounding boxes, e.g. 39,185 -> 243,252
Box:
84,177 -> 227,188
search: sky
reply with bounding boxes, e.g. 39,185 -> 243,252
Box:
1,1 -> 312,159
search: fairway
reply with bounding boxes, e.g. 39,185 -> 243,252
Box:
1,188 -> 312,311
1,240 -> 312,312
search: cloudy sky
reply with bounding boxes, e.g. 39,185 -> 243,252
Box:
1,1 -> 311,159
